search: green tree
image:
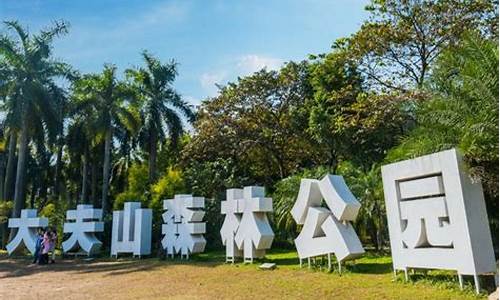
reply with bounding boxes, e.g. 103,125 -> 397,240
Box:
0,37 -> 17,204
114,163 -> 149,210
387,32 -> 498,245
66,110 -> 96,205
0,21 -> 72,234
339,162 -> 386,250
308,48 -> 406,171
150,167 -> 186,210
73,65 -> 139,215
349,0 -> 497,91
126,51 -> 193,183
183,61 -> 318,186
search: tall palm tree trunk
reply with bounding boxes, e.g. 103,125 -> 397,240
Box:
8,122 -> 29,241
4,131 -> 17,201
1,132 -> 16,248
53,137 -> 63,200
91,157 -> 98,206
101,128 -> 112,214
80,148 -> 89,204
29,182 -> 36,208
148,134 -> 157,183
0,154 -> 6,202
0,153 -> 5,248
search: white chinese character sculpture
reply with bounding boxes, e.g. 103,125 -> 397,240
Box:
220,186 -> 274,263
291,175 -> 364,270
381,149 -> 496,294
62,204 -> 104,256
220,189 -> 243,262
6,209 -> 48,255
161,194 -> 206,259
111,202 -> 152,258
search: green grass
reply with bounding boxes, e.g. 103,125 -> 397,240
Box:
181,249 -> 489,298
0,249 -> 493,299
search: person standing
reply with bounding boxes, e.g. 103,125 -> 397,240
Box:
39,228 -> 51,265
31,228 -> 44,264
49,227 -> 57,264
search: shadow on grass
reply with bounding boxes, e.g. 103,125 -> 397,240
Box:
263,249 -> 394,274
400,271 -> 496,293
0,250 -> 230,279
347,262 -> 393,274
0,254 -> 170,279
267,256 -> 300,266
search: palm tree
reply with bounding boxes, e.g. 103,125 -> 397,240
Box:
52,84 -> 69,200
0,20 -> 72,232
66,116 -> 92,204
0,47 -> 17,203
3,130 -> 16,202
74,65 -> 138,214
126,51 -> 193,183
349,164 -> 386,251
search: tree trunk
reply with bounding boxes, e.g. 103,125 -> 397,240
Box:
148,134 -> 157,183
0,154 -> 5,204
4,131 -> 17,201
53,137 -> 63,200
0,153 -> 5,249
80,148 -> 89,204
40,176 -> 47,207
101,128 -> 112,215
9,122 -> 29,241
29,183 -> 36,209
91,158 -> 97,206
377,205 -> 385,251
1,132 -> 15,248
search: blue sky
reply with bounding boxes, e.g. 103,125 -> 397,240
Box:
1,0 -> 369,105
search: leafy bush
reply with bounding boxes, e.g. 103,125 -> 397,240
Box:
150,167 -> 186,211
0,201 -> 13,224
114,163 -> 149,209
338,162 -> 386,250
148,167 -> 187,253
114,191 -> 145,210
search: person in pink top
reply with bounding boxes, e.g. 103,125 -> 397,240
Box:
39,229 -> 51,265
49,227 -> 57,264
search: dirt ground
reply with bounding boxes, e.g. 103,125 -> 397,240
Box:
0,255 -> 483,300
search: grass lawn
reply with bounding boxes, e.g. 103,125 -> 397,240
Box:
0,249 -> 490,299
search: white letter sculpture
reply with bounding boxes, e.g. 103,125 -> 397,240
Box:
381,149 -> 496,294
162,194 -> 206,259
111,202 -> 152,258
62,204 -> 104,255
221,186 -> 274,263
220,189 -> 243,262
291,175 -> 365,270
7,209 -> 48,255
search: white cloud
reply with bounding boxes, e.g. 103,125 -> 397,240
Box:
199,54 -> 284,97
200,71 -> 227,97
182,95 -> 200,106
237,55 -> 284,73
